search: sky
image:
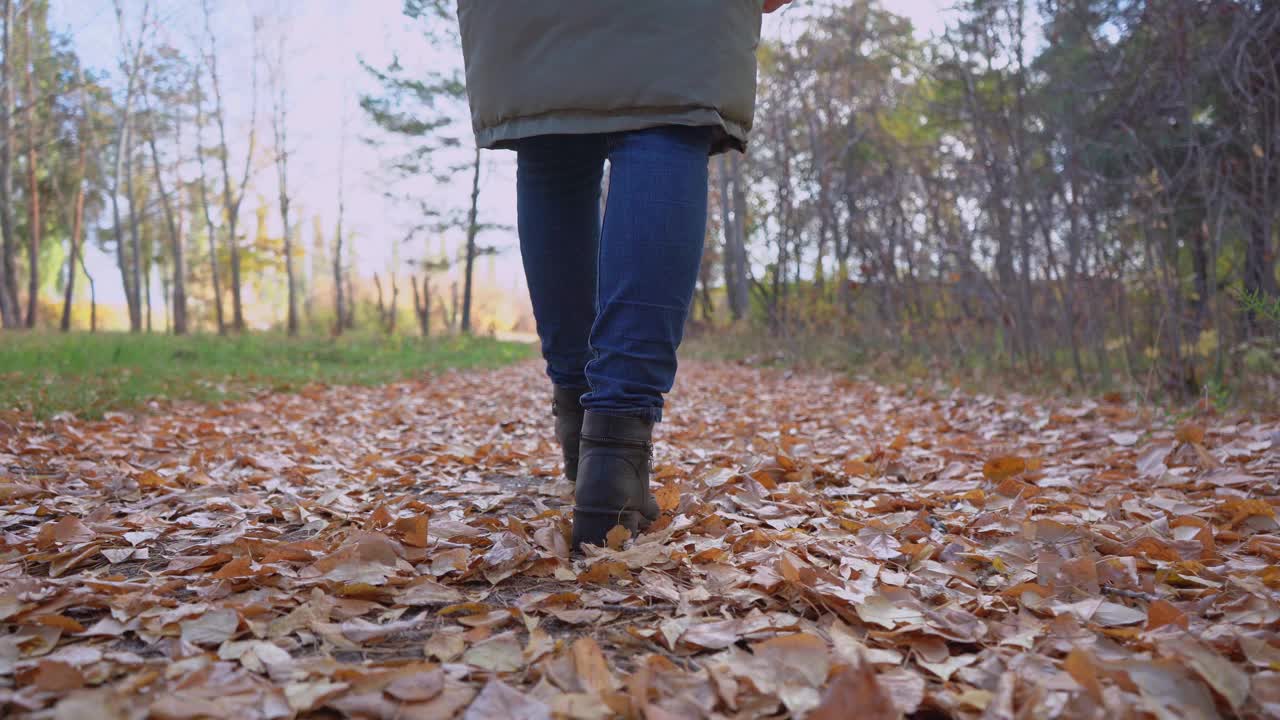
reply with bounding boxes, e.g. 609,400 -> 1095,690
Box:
50,0 -> 956,328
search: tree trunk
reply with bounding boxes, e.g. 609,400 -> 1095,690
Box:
204,0 -> 256,333
22,7 -> 40,328
0,0 -> 19,328
726,153 -> 750,321
412,274 -> 430,337
144,229 -> 153,333
194,69 -> 225,334
145,105 -> 187,334
61,140 -> 87,332
111,105 -> 140,332
1243,211 -> 1278,333
333,178 -> 345,335
80,249 -> 95,332
270,28 -> 297,336
389,274 -> 398,333
110,0 -> 148,333
449,281 -> 459,333
283,216 -> 297,335
332,109 -> 347,336
461,147 -> 481,334
344,270 -> 355,330
125,121 -> 144,332
61,67 -> 94,332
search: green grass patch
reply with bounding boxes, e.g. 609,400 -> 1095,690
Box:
0,332 -> 535,419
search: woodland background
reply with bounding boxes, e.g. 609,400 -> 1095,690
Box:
0,0 -> 1277,405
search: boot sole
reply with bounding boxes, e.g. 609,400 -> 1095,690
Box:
572,505 -> 644,549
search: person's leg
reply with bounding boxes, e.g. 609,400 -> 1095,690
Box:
516,134 -> 608,389
516,135 -> 608,483
573,125 -> 712,548
582,125 -> 713,420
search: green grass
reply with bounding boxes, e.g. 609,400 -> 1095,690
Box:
0,332 -> 535,419
681,327 -> 1280,412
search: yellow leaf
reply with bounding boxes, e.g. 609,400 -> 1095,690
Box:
1257,566 -> 1280,589
982,456 -> 1026,481
438,602 -> 490,617
577,561 -> 628,585
605,525 -> 630,550
654,483 -> 680,513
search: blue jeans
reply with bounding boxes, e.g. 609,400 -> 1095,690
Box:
516,126 -> 712,423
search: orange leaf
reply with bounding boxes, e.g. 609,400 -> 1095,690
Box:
438,602 -> 490,617
1258,566 -> 1280,589
213,556 -> 254,579
1146,599 -> 1188,630
1064,649 -> 1104,702
654,483 -> 680,513
605,525 -> 631,550
34,614 -> 85,633
577,561 -> 628,585
983,456 -> 1027,481
395,515 -> 430,548
572,637 -> 618,696
843,459 -> 872,477
1000,582 -> 1052,600
1175,423 -> 1205,445
369,504 -> 393,528
30,660 -> 85,692
137,470 -> 169,489
1218,498 -> 1276,527
811,660 -> 898,720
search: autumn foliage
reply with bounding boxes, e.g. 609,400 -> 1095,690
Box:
1,362 -> 1279,717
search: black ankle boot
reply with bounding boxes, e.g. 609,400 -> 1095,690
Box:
552,386 -> 588,483
572,411 -> 662,548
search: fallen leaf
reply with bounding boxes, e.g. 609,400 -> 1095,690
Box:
179,609 -> 239,647
811,659 -> 900,720
463,678 -> 550,720
464,631 -> 524,672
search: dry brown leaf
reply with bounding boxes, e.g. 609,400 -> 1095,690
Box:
464,631 -> 524,672
2,360 -> 1275,719
572,637 -> 618,697
463,679 -> 551,720
811,660 -> 900,720
386,668 -> 445,702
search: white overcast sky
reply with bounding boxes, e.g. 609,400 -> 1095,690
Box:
51,1 -> 956,317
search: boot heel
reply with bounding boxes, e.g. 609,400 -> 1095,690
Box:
572,506 -> 642,548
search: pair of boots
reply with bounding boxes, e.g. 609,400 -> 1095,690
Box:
553,385 -> 660,549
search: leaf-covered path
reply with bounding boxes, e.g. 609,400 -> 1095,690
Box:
2,362 -> 1279,718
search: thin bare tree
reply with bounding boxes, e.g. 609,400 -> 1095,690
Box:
109,0 -> 151,333
333,109 -> 347,336
202,0 -> 258,333
268,16 -> 297,336
142,79 -> 187,334
60,66 -> 96,332
193,65 -> 224,334
0,0 -> 20,327
21,2 -> 40,327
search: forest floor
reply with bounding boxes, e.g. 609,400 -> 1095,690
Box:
1,360 -> 1279,718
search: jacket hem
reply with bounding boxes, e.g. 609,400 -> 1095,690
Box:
474,108 -> 748,155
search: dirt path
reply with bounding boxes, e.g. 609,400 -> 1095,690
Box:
2,361 -> 1278,718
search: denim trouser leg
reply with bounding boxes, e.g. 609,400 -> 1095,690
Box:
516,135 -> 607,389
515,127 -> 712,421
